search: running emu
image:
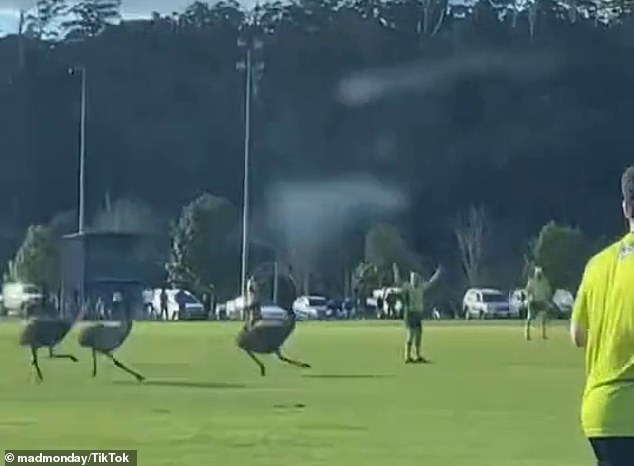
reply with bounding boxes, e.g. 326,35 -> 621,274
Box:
236,306 -> 311,376
19,298 -> 85,382
77,292 -> 144,382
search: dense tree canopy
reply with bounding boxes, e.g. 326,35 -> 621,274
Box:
0,0 -> 632,299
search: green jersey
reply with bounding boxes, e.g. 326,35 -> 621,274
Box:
402,283 -> 424,325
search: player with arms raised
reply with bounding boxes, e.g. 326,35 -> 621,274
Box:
401,265 -> 442,364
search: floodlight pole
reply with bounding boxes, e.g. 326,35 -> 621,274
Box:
77,66 -> 87,234
239,47 -> 252,298
237,19 -> 264,298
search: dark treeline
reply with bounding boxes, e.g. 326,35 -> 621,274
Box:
0,0 -> 633,300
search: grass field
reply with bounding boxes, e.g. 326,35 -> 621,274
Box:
0,320 -> 593,465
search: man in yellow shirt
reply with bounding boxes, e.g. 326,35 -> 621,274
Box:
570,166 -> 634,465
525,265 -> 552,340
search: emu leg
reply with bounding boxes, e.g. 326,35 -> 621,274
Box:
103,352 -> 145,382
245,350 -> 266,376
91,349 -> 97,377
275,350 -> 311,369
31,347 -> 43,382
49,347 -> 78,362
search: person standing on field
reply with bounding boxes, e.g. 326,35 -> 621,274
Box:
244,276 -> 262,329
570,166 -> 634,466
159,286 -> 169,321
525,265 -> 552,340
401,266 -> 442,364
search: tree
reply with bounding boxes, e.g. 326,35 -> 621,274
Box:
62,0 -> 121,38
530,221 -> 589,291
364,223 -> 414,284
166,194 -> 240,299
7,225 -> 60,290
454,205 -> 487,287
26,0 -> 69,40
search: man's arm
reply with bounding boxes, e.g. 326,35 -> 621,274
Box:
570,319 -> 587,348
423,265 -> 443,291
570,267 -> 590,348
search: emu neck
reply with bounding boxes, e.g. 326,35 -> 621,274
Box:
120,308 -> 133,336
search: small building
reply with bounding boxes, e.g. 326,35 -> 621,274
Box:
60,231 -> 163,319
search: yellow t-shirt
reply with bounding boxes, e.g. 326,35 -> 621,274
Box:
571,232 -> 634,437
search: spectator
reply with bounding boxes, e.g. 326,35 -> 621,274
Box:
159,286 -> 169,320
175,288 -> 187,320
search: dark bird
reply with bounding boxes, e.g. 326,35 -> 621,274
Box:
19,297 -> 85,382
77,291 -> 144,382
236,305 -> 311,376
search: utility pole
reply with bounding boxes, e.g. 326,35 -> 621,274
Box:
69,65 -> 87,234
273,260 -> 279,304
236,16 -> 264,297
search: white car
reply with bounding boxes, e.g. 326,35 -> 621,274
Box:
509,288 -> 527,318
509,288 -> 574,319
292,295 -> 328,320
261,305 -> 290,320
224,297 -> 290,321
463,288 -> 511,319
150,288 -> 207,320
552,289 -> 574,318
2,282 -> 43,316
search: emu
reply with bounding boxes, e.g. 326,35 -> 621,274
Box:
236,306 -> 311,376
19,298 -> 85,382
77,292 -> 144,382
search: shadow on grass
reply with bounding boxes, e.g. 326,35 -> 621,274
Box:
273,403 -> 306,409
113,380 -> 247,389
302,374 -> 391,379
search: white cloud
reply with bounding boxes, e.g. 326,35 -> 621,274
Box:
0,0 -> 257,15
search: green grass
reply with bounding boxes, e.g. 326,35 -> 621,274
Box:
0,320 -> 592,466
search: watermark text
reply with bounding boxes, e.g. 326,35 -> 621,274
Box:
5,450 -> 137,466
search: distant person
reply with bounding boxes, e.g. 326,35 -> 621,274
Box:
343,298 -> 353,319
112,291 -> 124,318
386,291 -> 398,319
201,292 -> 212,320
142,288 -> 154,318
517,289 -> 528,320
244,277 -> 261,329
401,266 -> 442,364
159,286 -> 169,320
570,166 -> 634,466
376,294 -> 385,318
95,297 -> 106,320
175,288 -> 187,320
525,265 -> 552,340
210,291 -> 217,320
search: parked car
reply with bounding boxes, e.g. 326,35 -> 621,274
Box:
463,288 -> 512,319
2,282 -> 43,317
150,288 -> 207,320
261,305 -> 289,320
292,295 -> 329,320
224,297 -> 290,321
509,288 -> 527,319
509,288 -> 574,320
552,289 -> 574,319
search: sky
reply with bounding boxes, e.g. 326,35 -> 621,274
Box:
0,0 -> 203,34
